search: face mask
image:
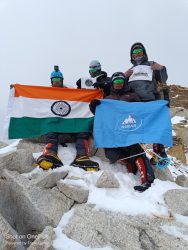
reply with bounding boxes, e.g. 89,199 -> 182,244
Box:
134,56 -> 143,64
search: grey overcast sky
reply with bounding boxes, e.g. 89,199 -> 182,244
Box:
0,0 -> 188,137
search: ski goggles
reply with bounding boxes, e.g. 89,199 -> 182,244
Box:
132,48 -> 143,54
113,79 -> 125,84
52,77 -> 62,82
89,68 -> 98,73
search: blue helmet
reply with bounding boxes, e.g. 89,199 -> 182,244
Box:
50,70 -> 64,80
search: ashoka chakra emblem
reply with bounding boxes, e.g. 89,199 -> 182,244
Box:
51,101 -> 71,117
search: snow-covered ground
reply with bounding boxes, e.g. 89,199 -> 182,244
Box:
1,114 -> 188,249
18,143 -> 188,249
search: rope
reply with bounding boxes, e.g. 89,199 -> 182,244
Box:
119,152 -> 145,161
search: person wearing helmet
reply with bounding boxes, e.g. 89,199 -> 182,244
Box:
124,42 -> 169,162
76,60 -> 111,96
37,66 -> 99,171
89,72 -> 155,192
50,65 -> 64,87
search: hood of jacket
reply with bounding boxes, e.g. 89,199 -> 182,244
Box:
130,42 -> 148,65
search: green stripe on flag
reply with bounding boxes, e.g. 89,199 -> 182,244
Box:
9,117 -> 94,139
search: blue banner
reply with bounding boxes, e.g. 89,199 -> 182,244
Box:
94,100 -> 172,148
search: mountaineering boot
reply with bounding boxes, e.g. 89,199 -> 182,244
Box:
134,182 -> 152,192
134,156 -> 154,192
71,155 -> 100,171
37,153 -> 63,170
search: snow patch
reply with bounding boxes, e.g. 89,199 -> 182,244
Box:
0,139 -> 20,155
161,225 -> 188,241
171,116 -> 185,124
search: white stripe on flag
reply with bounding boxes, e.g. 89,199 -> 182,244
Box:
10,97 -> 93,118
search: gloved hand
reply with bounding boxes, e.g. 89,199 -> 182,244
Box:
151,63 -> 164,71
89,99 -> 101,114
93,81 -> 105,89
76,78 -> 81,89
124,69 -> 133,78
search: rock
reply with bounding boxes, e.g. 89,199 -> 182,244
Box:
28,226 -> 55,250
63,204 -> 188,250
0,170 -> 74,240
164,189 -> 188,215
88,137 -> 109,161
154,167 -> 174,182
96,171 -> 120,188
17,140 -> 45,153
0,213 -> 16,250
0,149 -> 34,173
0,141 -> 8,149
57,180 -> 89,203
175,175 -> 188,187
30,170 -> 68,188
167,140 -> 187,164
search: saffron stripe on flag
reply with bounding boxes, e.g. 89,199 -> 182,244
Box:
13,84 -> 103,101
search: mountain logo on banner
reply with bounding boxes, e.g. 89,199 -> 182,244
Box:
117,114 -> 142,132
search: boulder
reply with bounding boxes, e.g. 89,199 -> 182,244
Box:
154,167 -> 174,182
63,204 -> 188,250
17,140 -> 45,153
0,149 -> 34,173
167,139 -> 187,164
0,170 -> 74,240
28,226 -> 55,250
96,171 -> 120,188
175,175 -> 188,187
164,189 -> 188,215
30,170 -> 68,188
57,180 -> 89,203
0,213 -> 16,250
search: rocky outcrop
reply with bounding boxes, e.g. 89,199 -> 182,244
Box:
175,175 -> 188,187
0,149 -> 34,173
169,84 -> 188,109
0,214 -> 16,250
0,170 -> 74,243
57,180 -> 89,203
30,170 -> 68,188
28,226 -> 55,250
164,189 -> 188,215
63,204 -> 188,250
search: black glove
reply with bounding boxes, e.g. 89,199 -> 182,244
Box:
89,99 -> 101,115
76,78 -> 81,89
93,81 -> 105,89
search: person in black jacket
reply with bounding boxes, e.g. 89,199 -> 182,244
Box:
90,72 -> 155,192
124,42 -> 169,161
76,60 -> 111,97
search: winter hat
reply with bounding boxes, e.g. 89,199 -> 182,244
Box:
111,72 -> 126,83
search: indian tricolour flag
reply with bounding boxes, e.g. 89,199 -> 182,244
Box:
4,84 -> 103,139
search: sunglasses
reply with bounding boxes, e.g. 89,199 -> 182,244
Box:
132,48 -> 143,54
113,79 -> 124,84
